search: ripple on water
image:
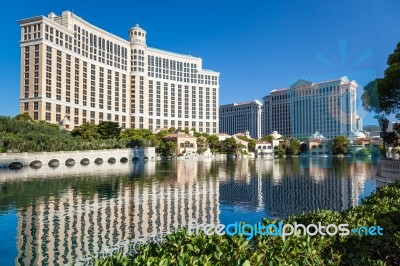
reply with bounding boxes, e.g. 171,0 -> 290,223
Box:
0,159 -> 377,265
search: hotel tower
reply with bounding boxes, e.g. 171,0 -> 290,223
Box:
219,100 -> 263,139
18,11 -> 220,133
263,77 -> 359,139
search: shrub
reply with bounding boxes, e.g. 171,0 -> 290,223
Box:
197,147 -> 207,154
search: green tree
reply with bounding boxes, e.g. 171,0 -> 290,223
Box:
223,137 -> 245,155
207,135 -> 221,154
71,122 -> 100,141
127,136 -> 147,148
286,138 -> 301,156
236,135 -> 255,152
120,128 -> 152,139
274,145 -> 285,158
262,135 -> 273,142
98,121 -> 121,139
362,42 -> 400,118
197,147 -> 207,154
157,141 -> 177,157
194,132 -> 202,138
2,134 -> 25,152
332,136 -> 348,155
146,134 -> 161,147
120,128 -> 160,148
196,136 -> 207,148
14,113 -> 33,122
300,142 -> 308,154
357,148 -> 371,158
247,139 -> 256,152
156,130 -> 169,139
21,140 -> 39,152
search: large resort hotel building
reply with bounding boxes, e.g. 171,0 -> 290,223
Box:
18,11 -> 220,133
263,77 -> 360,139
219,100 -> 262,139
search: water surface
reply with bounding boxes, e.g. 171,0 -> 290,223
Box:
0,158 -> 377,265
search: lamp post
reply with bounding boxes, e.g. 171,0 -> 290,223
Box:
378,117 -> 389,158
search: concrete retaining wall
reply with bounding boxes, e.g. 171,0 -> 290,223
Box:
376,159 -> 400,183
0,148 -> 155,170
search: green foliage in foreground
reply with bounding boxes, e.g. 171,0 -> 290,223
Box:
95,182 -> 400,266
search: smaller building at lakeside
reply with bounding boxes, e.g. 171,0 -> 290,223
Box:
347,129 -> 382,155
305,131 -> 332,157
363,125 -> 381,138
255,140 -> 273,158
163,133 -> 197,157
255,131 -> 285,158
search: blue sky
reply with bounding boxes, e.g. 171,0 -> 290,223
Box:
0,0 -> 399,125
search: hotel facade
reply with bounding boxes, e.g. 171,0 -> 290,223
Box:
262,89 -> 291,137
219,100 -> 262,139
18,11 -> 220,133
262,77 -> 359,139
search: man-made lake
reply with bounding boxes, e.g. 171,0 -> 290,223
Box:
0,158 -> 377,265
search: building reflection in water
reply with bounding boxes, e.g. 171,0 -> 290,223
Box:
218,158 -> 376,218
0,158 -> 377,265
7,161 -> 219,265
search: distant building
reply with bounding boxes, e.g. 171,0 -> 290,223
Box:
262,89 -> 291,137
219,100 -> 262,139
262,77 -> 359,139
363,125 -> 381,137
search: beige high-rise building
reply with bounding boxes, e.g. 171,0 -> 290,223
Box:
18,11 -> 220,133
262,88 -> 291,137
219,100 -> 263,139
262,77 -> 358,139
